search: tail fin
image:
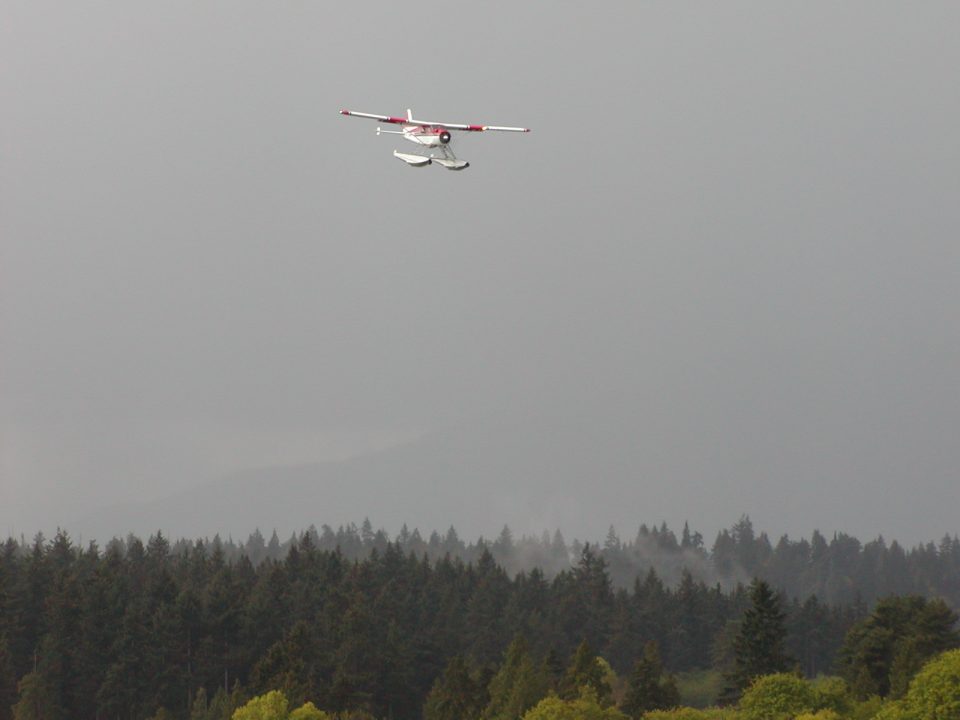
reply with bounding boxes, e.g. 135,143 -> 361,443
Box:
407,108 -> 413,122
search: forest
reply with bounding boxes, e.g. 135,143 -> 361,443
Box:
215,516 -> 960,607
1,518 -> 959,719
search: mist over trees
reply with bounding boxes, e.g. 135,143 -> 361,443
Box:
1,518 -> 959,718
161,516 -> 960,608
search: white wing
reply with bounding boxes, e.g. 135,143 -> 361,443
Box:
412,117 -> 530,133
340,110 -> 409,125
341,109 -> 530,133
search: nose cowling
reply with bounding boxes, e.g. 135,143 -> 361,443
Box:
439,130 -> 451,144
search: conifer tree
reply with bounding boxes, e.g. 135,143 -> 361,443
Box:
483,636 -> 548,720
11,672 -> 57,720
464,550 -> 510,665
604,591 -> 642,674
559,641 -> 611,705
543,649 -> 565,690
0,635 -> 16,720
838,595 -> 959,699
329,588 -> 378,713
8,522 -> 956,716
190,688 -> 209,720
423,655 -> 484,720
573,546 -> 614,650
250,621 -> 314,705
621,642 -> 679,718
723,579 -> 790,701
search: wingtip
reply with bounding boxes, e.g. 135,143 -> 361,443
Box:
340,109 -> 350,115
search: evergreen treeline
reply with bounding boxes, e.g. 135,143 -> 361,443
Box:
152,516 -> 960,608
0,526 -> 872,720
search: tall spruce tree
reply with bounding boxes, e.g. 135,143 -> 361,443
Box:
723,579 -> 790,701
250,620 -> 315,705
559,641 -> 611,705
621,642 -> 679,717
464,550 -> 510,666
482,636 -> 548,720
423,655 -> 484,720
0,635 -> 17,720
11,672 -> 58,720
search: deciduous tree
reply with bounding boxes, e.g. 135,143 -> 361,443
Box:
521,688 -> 627,720
738,673 -> 817,720
900,648 -> 960,719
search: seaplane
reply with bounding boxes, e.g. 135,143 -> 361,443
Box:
340,108 -> 530,170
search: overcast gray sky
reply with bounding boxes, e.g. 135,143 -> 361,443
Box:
2,2 -> 959,546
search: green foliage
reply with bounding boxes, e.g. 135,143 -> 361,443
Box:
597,658 -> 619,703
900,648 -> 960,719
667,570 -> 718,673
288,702 -> 330,720
845,695 -> 885,720
147,710 -> 176,720
737,673 -> 817,720
724,580 -> 790,701
330,710 -> 376,720
871,701 -> 911,720
521,688 -> 628,720
3,524 -> 959,719
0,636 -> 17,720
424,655 -> 486,720
641,708 -> 741,720
227,691 -> 330,720
191,688 -> 211,720
195,684 -> 248,720
233,690 -> 289,720
794,712 -> 841,720
674,671 -> 724,710
12,672 -> 59,720
838,596 -> 959,699
622,642 -> 680,717
809,676 -> 852,715
250,621 -> 316,704
560,641 -> 612,704
483,636 -> 550,720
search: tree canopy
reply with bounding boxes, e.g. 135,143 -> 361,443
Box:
1,523 -> 957,719
521,688 -> 627,720
622,641 -> 680,717
838,595 -> 959,699
900,648 -> 960,719
724,579 -> 791,700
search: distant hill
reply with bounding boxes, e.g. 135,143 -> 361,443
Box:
62,407 -> 960,609
68,405 -> 957,551
70,416 -> 636,543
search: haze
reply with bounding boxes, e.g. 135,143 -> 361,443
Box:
2,2 -> 958,547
